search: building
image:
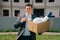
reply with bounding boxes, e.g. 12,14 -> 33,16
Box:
0,0 -> 60,17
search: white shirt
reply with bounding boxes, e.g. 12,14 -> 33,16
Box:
22,14 -> 32,36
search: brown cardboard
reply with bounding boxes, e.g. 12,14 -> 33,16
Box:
28,21 -> 50,33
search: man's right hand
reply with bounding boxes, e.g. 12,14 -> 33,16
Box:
21,17 -> 27,22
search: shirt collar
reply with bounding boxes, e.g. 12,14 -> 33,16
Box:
25,13 -> 31,16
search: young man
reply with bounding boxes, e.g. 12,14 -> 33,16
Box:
14,4 -> 36,40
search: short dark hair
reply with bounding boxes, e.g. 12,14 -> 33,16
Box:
25,4 -> 33,8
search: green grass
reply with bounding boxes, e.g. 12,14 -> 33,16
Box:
36,34 -> 60,40
0,34 -> 16,40
0,29 -> 18,32
0,34 -> 60,40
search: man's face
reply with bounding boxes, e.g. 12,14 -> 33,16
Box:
25,6 -> 32,15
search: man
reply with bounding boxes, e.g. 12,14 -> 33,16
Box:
14,4 -> 36,40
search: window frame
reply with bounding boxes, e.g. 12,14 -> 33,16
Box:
25,0 -> 30,3
14,10 -> 20,17
14,0 -> 19,2
49,0 -> 55,2
2,0 -> 8,2
35,0 -> 43,3
3,9 -> 9,16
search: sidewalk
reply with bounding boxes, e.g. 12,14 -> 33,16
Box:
0,32 -> 18,35
42,32 -> 60,35
0,32 -> 60,35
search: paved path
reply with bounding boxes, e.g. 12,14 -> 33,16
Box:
42,32 -> 60,35
0,32 -> 60,35
0,32 -> 18,35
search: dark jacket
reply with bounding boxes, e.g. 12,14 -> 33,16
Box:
14,14 -> 36,40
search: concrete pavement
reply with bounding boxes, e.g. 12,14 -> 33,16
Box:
0,32 -> 60,35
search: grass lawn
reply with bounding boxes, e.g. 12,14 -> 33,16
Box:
36,34 -> 60,40
0,34 -> 60,40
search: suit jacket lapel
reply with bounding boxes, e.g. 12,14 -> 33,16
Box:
32,15 -> 36,20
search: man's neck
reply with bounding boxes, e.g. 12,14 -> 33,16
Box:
26,13 -> 31,16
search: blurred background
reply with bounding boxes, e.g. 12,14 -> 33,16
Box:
0,0 -> 60,32
0,0 -> 60,40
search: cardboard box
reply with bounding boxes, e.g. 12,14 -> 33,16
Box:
28,21 -> 50,33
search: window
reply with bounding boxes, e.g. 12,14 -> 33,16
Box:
49,0 -> 54,2
35,0 -> 43,3
3,0 -> 8,2
14,0 -> 19,2
15,10 -> 20,16
33,9 -> 44,17
25,0 -> 30,3
3,9 -> 9,16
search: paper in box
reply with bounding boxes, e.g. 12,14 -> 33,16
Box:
28,21 -> 50,34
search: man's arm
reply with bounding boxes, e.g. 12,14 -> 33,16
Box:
14,16 -> 23,29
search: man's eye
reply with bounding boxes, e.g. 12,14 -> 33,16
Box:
27,8 -> 31,9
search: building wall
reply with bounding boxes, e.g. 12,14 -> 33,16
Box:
1,0 -> 11,7
12,0 -> 32,7
12,7 -> 20,17
0,0 -> 1,16
2,7 -> 11,17
33,0 -> 45,8
45,0 -> 60,17
46,0 -> 60,7
45,7 -> 60,17
0,0 -> 60,17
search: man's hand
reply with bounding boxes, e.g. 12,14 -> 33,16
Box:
21,17 -> 27,22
